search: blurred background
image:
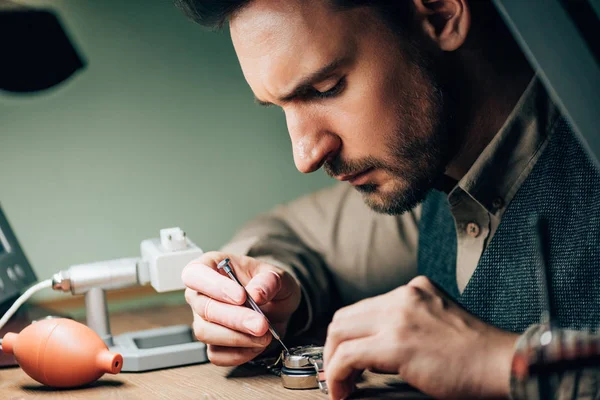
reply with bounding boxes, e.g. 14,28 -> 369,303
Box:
0,0 -> 333,307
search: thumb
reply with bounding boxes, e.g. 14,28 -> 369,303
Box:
245,270 -> 282,306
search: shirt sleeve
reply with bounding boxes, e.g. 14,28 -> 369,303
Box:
510,325 -> 600,400
220,183 -> 421,335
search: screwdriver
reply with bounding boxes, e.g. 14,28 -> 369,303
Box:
217,258 -> 290,353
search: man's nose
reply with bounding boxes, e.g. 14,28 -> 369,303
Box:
286,110 -> 341,174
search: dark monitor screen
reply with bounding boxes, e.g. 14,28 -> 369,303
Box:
0,205 -> 36,307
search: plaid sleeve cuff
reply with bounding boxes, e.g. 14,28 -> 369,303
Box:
510,324 -> 546,400
510,325 -> 600,400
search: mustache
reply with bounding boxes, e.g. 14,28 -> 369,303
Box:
323,154 -> 385,178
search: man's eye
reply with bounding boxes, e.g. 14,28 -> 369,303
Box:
312,77 -> 346,99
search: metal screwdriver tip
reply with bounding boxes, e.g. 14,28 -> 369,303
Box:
217,258 -> 290,353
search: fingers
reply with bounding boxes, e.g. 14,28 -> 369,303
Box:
186,290 -> 269,336
408,275 -> 447,299
245,270 -> 282,305
326,337 -> 376,400
323,303 -> 378,369
182,251 -> 302,363
406,276 -> 453,314
182,256 -> 246,305
192,316 -> 272,349
182,252 -> 288,306
207,344 -> 268,367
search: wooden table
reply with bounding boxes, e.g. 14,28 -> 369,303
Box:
0,304 -> 429,399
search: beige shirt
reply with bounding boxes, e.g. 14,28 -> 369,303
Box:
222,77 -> 560,330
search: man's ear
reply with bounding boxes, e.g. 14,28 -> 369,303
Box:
411,0 -> 471,51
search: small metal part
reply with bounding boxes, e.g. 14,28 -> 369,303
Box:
281,345 -> 328,394
283,345 -> 324,368
51,270 -> 72,292
312,358 -> 328,394
217,258 -> 290,353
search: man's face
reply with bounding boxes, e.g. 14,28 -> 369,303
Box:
230,0 -> 452,214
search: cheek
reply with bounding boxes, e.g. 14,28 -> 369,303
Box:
328,79 -> 404,158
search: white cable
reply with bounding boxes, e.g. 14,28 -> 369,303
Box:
0,279 -> 53,332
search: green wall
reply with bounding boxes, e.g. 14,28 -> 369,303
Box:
0,0 -> 333,302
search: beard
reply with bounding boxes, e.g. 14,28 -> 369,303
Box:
324,43 -> 455,215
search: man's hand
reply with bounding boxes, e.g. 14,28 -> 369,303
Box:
182,251 -> 301,366
323,276 -> 518,400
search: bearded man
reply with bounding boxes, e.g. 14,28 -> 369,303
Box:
175,1 -> 600,398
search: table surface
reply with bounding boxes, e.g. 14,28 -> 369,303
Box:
0,303 -> 429,399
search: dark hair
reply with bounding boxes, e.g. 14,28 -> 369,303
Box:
172,0 -> 413,32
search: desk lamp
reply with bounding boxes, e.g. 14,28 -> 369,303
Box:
0,2 -> 85,93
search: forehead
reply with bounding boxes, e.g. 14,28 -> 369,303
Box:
229,0 -> 370,95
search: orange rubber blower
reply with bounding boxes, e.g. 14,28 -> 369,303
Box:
1,318 -> 123,388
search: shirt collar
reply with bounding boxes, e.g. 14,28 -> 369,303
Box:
448,77 -> 562,215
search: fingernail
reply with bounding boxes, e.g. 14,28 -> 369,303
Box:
243,317 -> 263,335
222,287 -> 243,303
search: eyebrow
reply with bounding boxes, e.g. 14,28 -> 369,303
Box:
254,57 -> 348,107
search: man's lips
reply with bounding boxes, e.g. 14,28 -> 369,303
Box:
336,168 -> 375,186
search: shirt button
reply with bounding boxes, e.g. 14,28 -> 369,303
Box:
492,197 -> 504,209
466,222 -> 481,238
